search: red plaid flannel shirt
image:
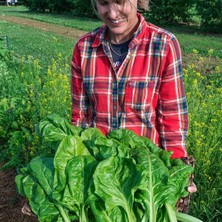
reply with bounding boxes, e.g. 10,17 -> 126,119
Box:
71,13 -> 188,158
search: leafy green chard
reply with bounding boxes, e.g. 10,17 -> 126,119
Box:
93,156 -> 142,222
38,113 -> 82,143
15,114 -> 203,222
15,157 -> 72,222
61,155 -> 98,221
53,135 -> 90,201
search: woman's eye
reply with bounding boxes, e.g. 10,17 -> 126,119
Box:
97,0 -> 108,5
115,0 -> 121,5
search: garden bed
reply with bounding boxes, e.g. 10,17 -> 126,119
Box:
0,163 -> 37,221
0,15 -> 86,39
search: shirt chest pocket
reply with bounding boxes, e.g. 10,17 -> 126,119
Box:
124,80 -> 156,112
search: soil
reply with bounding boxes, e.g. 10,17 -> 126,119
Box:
0,15 -> 87,222
0,163 -> 38,222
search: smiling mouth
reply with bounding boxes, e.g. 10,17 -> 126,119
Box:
110,18 -> 126,24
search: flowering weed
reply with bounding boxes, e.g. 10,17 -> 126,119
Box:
184,50 -> 222,221
0,50 -> 71,169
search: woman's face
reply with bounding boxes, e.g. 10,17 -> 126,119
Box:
96,0 -> 139,43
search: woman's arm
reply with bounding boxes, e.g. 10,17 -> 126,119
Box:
71,43 -> 93,128
157,35 -> 188,158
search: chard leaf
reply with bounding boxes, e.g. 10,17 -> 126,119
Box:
166,164 -> 194,206
53,135 -> 90,201
28,156 -> 54,196
176,211 -> 203,222
108,129 -> 172,167
165,203 -> 177,222
82,128 -> 130,160
92,137 -> 130,160
15,174 -> 26,196
81,128 -> 106,158
90,200 -> 113,222
90,200 -> 129,222
16,157 -> 71,222
22,175 -> 66,222
38,113 -> 82,142
93,157 -> 142,222
61,155 -> 98,220
81,127 -> 105,141
133,147 -> 169,222
107,129 -> 144,149
85,136 -> 117,160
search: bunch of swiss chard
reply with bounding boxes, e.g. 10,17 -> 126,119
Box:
16,114 -> 202,222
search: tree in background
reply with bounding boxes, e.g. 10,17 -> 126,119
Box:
22,0 -> 52,12
67,0 -> 95,17
196,0 -> 222,32
52,0 -> 74,13
146,0 -> 195,24
22,0 -> 222,32
23,0 -> 95,16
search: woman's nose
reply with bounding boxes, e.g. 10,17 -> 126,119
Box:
108,3 -> 120,18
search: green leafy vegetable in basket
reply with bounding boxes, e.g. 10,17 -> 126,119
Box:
16,114 -> 202,222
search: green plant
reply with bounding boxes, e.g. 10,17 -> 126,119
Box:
0,97 -> 38,169
22,0 -> 94,15
68,0 -> 95,17
0,49 -> 71,169
183,50 -> 222,221
23,0 -> 52,12
146,0 -> 194,24
0,35 -> 9,60
16,114 -> 202,222
196,0 -> 222,32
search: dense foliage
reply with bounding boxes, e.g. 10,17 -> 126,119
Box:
0,41 -> 71,169
16,114 -> 202,222
146,0 -> 194,24
22,0 -> 94,16
196,0 -> 222,31
21,0 -> 222,31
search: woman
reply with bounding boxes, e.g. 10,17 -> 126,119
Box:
71,0 -> 196,212
72,0 -> 188,159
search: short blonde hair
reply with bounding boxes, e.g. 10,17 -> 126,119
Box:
91,0 -> 149,17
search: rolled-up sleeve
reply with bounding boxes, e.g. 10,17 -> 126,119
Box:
71,43 -> 93,128
158,35 -> 188,158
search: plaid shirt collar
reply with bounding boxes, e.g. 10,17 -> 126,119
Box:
92,13 -> 145,48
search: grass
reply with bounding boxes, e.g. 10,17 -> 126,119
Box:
0,5 -> 102,31
1,6 -> 222,64
0,5 -> 222,222
175,32 -> 222,58
0,18 -> 75,68
183,52 -> 222,221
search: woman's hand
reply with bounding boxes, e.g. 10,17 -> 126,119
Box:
188,180 -> 197,193
21,201 -> 35,217
176,156 -> 197,213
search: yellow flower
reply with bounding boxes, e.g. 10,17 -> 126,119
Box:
216,88 -> 222,93
208,48 -> 214,55
193,79 -> 198,86
215,66 -> 220,73
192,49 -> 199,54
196,72 -> 201,77
206,85 -> 212,90
199,56 -> 204,61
